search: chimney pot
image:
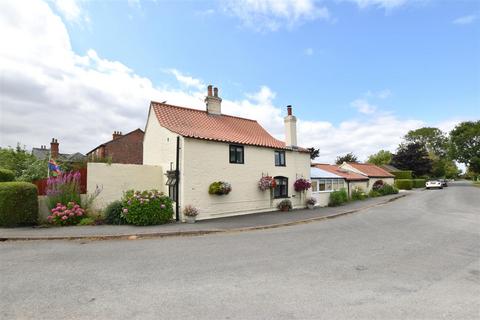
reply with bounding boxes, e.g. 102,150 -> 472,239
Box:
205,84 -> 222,115
287,105 -> 292,116
207,85 -> 213,97
213,87 -> 218,97
113,131 -> 123,140
50,138 -> 59,159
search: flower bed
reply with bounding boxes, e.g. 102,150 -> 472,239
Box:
47,202 -> 85,226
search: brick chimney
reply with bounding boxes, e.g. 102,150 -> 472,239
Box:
112,131 -> 123,140
205,84 -> 222,115
50,138 -> 59,159
284,105 -> 297,147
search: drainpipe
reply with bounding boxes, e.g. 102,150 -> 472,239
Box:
175,136 -> 180,221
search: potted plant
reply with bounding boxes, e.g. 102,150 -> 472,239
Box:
277,199 -> 292,212
258,176 -> 276,191
294,178 -> 311,193
306,197 -> 316,209
208,181 -> 232,195
183,205 -> 199,224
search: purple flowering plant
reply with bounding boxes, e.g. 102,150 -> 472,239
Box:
294,178 -> 311,192
46,172 -> 81,209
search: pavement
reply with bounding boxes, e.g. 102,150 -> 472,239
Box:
0,192 -> 407,240
0,181 -> 479,320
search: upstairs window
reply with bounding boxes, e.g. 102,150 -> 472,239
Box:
229,145 -> 244,164
275,150 -> 286,166
274,176 -> 288,198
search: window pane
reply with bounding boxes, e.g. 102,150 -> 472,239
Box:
311,180 -> 318,191
236,148 -> 243,163
319,181 -> 325,191
326,180 -> 332,191
230,147 -> 236,162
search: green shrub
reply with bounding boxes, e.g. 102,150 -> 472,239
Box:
368,190 -> 381,197
329,188 -> 348,207
395,179 -> 413,190
351,187 -> 368,200
122,190 -> 173,226
393,171 -> 413,179
0,168 -> 15,182
104,200 -> 126,225
78,217 -> 96,226
0,182 -> 38,227
412,179 -> 426,188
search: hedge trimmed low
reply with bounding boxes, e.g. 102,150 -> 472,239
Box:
0,168 -> 15,182
393,170 -> 412,180
0,182 -> 38,227
412,179 -> 426,188
395,179 -> 413,190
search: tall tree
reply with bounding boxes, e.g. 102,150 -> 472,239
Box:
335,152 -> 358,165
0,144 -> 37,179
404,127 -> 448,157
391,142 -> 432,177
449,121 -> 480,174
307,147 -> 320,160
366,150 -> 392,165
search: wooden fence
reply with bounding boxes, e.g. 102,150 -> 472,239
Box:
33,167 -> 87,195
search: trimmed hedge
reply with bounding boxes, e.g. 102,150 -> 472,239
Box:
0,168 -> 15,182
393,170 -> 412,179
412,179 -> 426,188
395,179 -> 413,190
0,182 -> 38,227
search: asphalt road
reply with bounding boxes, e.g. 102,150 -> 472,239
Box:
1,182 -> 479,320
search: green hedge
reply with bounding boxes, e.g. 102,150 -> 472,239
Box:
412,179 -> 426,188
329,189 -> 348,207
393,170 -> 412,179
0,168 -> 15,182
395,179 -> 413,190
104,200 -> 126,225
0,182 -> 38,227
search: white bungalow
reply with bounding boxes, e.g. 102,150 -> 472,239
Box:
310,167 -> 347,206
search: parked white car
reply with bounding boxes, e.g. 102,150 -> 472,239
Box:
426,180 -> 443,189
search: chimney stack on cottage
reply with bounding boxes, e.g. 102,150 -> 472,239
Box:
284,105 -> 297,148
50,138 -> 59,159
205,84 -> 222,115
112,131 -> 123,140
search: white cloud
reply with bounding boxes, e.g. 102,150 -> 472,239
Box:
453,14 -> 477,25
351,99 -> 377,114
167,69 -> 206,91
52,0 -> 89,24
346,0 -> 410,10
223,0 -> 330,32
0,0 -> 461,166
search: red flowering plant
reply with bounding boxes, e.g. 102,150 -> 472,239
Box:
294,178 -> 311,192
47,202 -> 85,226
258,176 -> 277,191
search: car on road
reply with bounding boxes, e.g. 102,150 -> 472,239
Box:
440,179 -> 448,187
426,180 -> 443,189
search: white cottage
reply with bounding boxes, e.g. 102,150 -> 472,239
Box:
338,162 -> 395,192
143,85 -> 311,221
310,167 -> 347,207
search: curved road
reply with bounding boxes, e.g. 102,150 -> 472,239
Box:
1,182 -> 479,319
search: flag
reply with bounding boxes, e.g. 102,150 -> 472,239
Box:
48,159 -> 61,177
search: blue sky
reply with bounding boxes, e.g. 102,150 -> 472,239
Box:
0,0 -> 479,163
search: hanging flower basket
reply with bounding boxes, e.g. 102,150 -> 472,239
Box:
258,176 -> 276,191
208,181 -> 232,195
294,178 -> 311,192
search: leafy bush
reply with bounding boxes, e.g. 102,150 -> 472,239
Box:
328,188 -> 348,207
393,170 -> 413,179
47,202 -> 86,226
104,200 -> 126,225
122,190 -> 173,226
208,181 -> 232,195
351,186 -> 368,200
294,178 -> 311,192
0,168 -> 15,182
412,179 -> 426,188
0,182 -> 38,227
46,172 -> 81,209
78,217 -> 96,226
395,179 -> 413,190
183,205 -> 199,217
277,199 -> 292,211
368,189 -> 382,197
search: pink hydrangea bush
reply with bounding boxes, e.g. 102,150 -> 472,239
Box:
47,202 -> 85,226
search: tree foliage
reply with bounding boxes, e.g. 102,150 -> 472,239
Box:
0,144 -> 39,180
405,127 -> 448,157
366,150 -> 392,165
449,121 -> 480,174
307,147 -> 320,160
335,152 -> 358,165
391,142 -> 432,177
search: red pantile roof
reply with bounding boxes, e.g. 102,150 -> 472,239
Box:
312,164 -> 368,181
345,162 -> 394,178
151,102 -> 307,151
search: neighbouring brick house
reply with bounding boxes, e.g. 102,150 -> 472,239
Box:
87,129 -> 144,164
32,138 -> 86,163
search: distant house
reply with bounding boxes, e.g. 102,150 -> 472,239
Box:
310,167 -> 347,206
143,85 -> 311,220
338,162 -> 395,191
87,129 -> 144,164
380,164 -> 401,174
312,163 -> 369,196
32,138 -> 86,163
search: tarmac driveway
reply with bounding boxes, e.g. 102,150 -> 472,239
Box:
1,181 -> 479,319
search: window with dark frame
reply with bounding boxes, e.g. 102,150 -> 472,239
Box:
274,176 -> 288,198
275,150 -> 286,166
229,145 -> 244,164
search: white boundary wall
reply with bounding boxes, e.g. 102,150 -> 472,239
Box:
87,163 -> 164,210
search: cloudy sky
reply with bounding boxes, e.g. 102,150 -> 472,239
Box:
0,0 -> 478,163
